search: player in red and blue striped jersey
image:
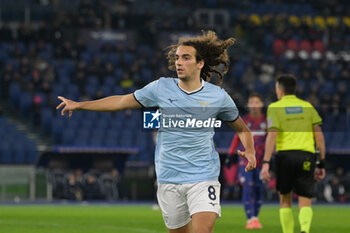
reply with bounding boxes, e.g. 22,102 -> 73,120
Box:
226,93 -> 267,229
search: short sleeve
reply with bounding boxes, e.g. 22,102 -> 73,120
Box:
311,106 -> 322,125
133,80 -> 159,107
217,92 -> 239,121
267,104 -> 280,131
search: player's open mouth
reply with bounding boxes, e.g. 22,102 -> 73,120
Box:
177,69 -> 184,73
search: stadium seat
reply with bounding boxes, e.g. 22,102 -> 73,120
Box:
286,39 -> 299,52
9,82 -> 21,107
74,135 -> 90,146
119,131 -> 134,147
264,34 -> 274,55
313,40 -> 325,54
0,142 -> 12,163
62,129 -> 75,145
273,39 -> 286,57
26,140 -> 37,163
41,108 -> 54,134
13,146 -> 26,164
300,40 -> 312,54
19,92 -> 33,116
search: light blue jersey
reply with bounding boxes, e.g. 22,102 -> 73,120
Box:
134,77 -> 239,184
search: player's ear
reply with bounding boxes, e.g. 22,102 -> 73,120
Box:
197,59 -> 204,70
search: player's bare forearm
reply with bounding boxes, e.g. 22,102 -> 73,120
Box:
78,94 -> 141,111
313,125 -> 326,160
227,118 -> 256,171
263,129 -> 278,161
228,117 -> 254,152
57,94 -> 142,117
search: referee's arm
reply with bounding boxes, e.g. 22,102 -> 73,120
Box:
260,129 -> 278,182
313,125 -> 326,181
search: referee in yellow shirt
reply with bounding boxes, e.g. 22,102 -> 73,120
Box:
260,74 -> 326,233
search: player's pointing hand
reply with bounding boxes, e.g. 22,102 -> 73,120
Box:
237,149 -> 256,172
56,96 -> 80,117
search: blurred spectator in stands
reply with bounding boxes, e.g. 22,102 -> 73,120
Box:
111,0 -> 129,15
307,94 -> 319,108
88,56 -> 103,77
1,63 -> 14,79
259,60 -> 274,85
75,168 -> 84,187
324,176 -> 346,202
120,73 -> 134,89
344,171 -> 350,202
94,89 -> 105,100
1,73 -> 12,100
100,168 -> 120,201
335,167 -> 345,184
19,58 -> 31,79
65,173 -> 83,200
241,67 -> 256,92
31,70 -> 42,91
129,63 -> 142,87
35,21 -> 49,42
101,62 -> 115,80
18,23 -> 34,45
84,174 -> 102,200
52,172 -> 65,199
32,94 -> 43,126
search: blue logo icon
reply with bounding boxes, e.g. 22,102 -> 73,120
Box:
143,110 -> 162,129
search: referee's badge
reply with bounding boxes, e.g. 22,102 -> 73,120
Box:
267,118 -> 272,128
303,161 -> 311,171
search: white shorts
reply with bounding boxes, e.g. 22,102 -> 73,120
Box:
157,181 -> 221,229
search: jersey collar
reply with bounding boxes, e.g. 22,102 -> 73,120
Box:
281,95 -> 297,99
175,78 -> 205,95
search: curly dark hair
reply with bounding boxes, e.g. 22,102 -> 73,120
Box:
167,30 -> 235,85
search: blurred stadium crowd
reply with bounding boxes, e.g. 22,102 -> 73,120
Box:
51,168 -> 121,201
0,0 -> 350,202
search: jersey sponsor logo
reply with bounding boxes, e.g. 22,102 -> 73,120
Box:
143,110 -> 161,129
285,106 -> 303,114
143,110 -> 222,129
162,117 -> 221,128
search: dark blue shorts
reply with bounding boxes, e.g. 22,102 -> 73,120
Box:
239,166 -> 263,186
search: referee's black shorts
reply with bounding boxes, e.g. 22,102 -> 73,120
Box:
275,150 -> 316,198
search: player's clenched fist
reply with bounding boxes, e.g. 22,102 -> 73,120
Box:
56,96 -> 80,117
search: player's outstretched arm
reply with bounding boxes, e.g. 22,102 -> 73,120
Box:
227,117 -> 256,172
56,94 -> 142,117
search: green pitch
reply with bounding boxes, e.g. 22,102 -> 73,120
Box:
0,204 -> 349,233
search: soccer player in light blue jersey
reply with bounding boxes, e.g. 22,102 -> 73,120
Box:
57,31 -> 256,233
